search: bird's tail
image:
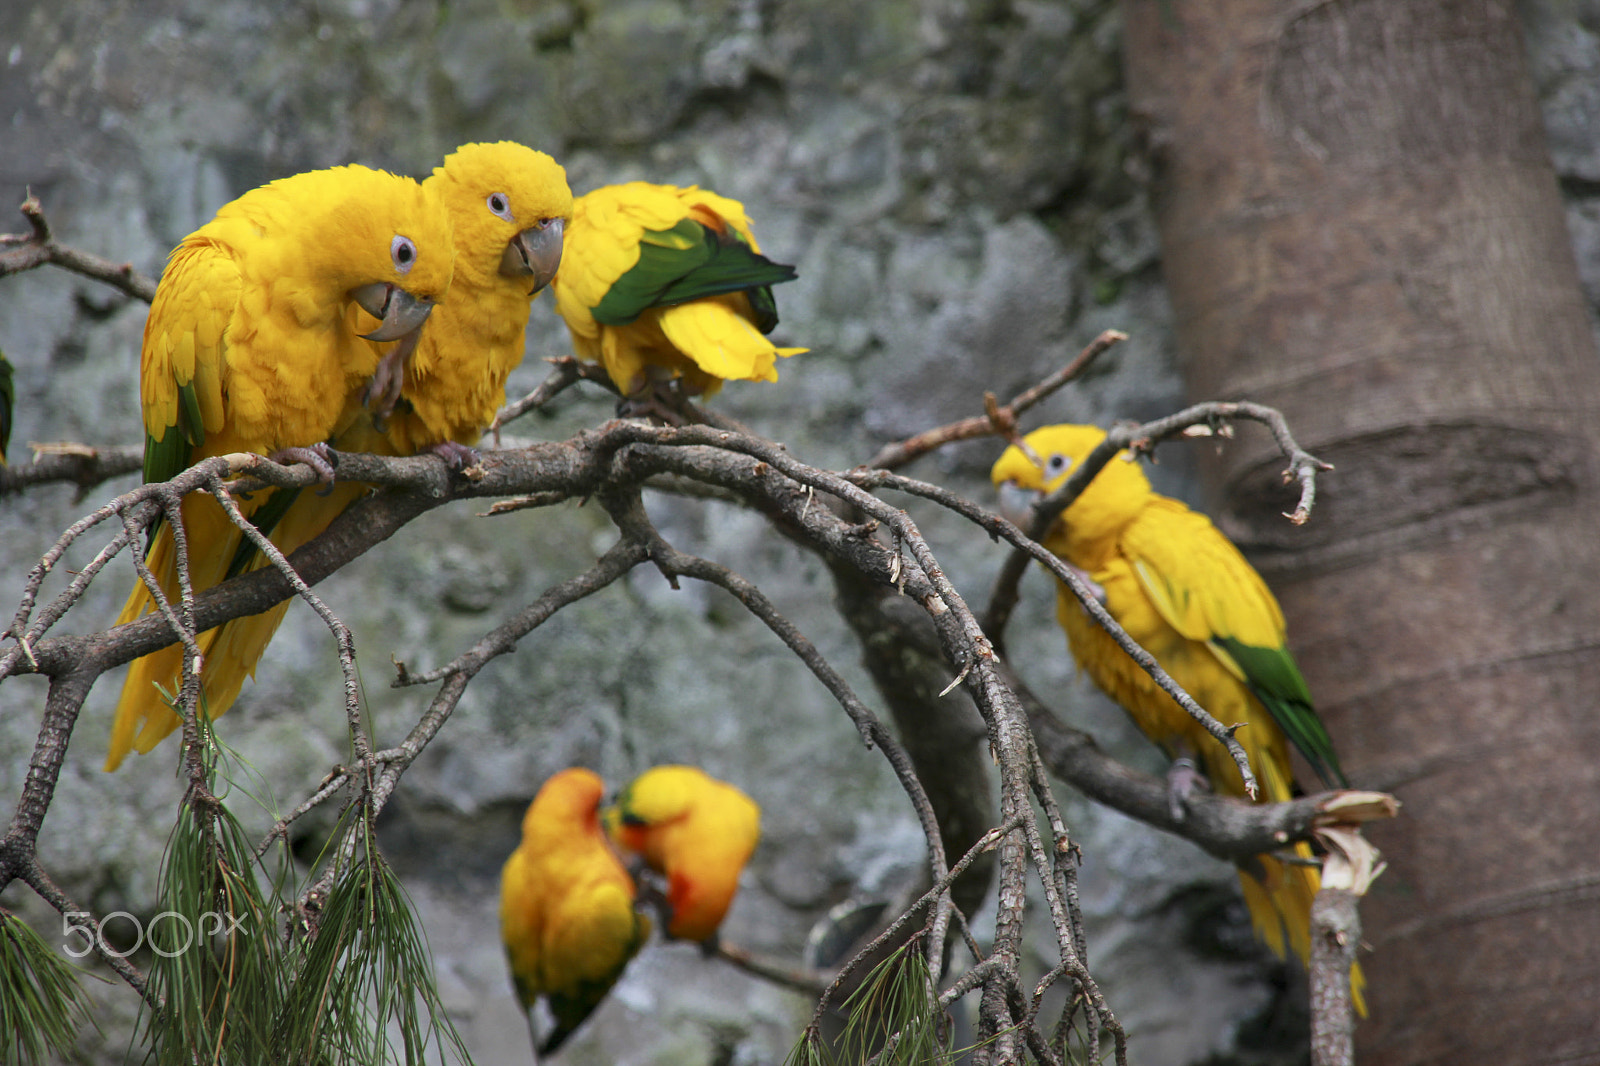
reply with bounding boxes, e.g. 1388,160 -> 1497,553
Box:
1238,845 -> 1368,1016
657,297 -> 806,393
106,481 -> 367,771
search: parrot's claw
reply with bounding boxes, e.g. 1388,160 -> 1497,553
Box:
1165,756 -> 1211,822
617,391 -> 687,426
363,326 -> 426,424
363,350 -> 406,424
268,443 -> 336,485
427,440 -> 481,470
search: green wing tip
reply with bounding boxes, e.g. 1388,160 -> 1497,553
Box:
592,220 -> 800,326
1219,637 -> 1349,790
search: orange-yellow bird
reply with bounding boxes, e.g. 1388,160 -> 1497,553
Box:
107,164 -> 453,771
991,423 -> 1364,1012
500,768 -> 650,1056
549,182 -> 805,406
603,764 -> 760,944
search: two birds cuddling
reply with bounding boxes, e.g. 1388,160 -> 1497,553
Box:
100,138 -> 1362,1053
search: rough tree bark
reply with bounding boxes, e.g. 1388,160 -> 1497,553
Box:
1124,1 -> 1600,1062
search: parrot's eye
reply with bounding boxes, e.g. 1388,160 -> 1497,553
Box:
390,235 -> 417,274
1045,453 -> 1070,476
487,192 -> 513,221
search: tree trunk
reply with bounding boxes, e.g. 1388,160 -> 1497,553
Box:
1123,2 -> 1600,1062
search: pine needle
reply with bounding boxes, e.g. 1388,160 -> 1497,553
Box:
0,910 -> 96,1066
275,848 -> 472,1065
784,938 -> 953,1066
138,782 -> 284,1065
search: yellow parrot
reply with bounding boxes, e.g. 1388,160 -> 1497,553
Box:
500,768 -> 651,1056
603,764 -> 761,944
358,140 -> 571,461
549,182 -> 806,406
990,423 -> 1364,1012
106,164 -> 454,771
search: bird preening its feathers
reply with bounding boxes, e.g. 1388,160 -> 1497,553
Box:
500,765 -> 760,1056
991,423 -> 1364,1013
500,768 -> 651,1058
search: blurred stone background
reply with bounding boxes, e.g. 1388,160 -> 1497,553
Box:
1,1 -> 1596,1063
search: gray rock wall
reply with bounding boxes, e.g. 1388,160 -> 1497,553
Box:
2,1 -> 1596,1063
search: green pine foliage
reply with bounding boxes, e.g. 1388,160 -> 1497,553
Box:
0,910 -> 96,1066
784,939 -> 953,1066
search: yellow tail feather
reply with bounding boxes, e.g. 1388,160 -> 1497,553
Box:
106,481 -> 368,771
1238,847 -> 1367,1016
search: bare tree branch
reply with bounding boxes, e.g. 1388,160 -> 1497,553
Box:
865,330 -> 1129,471
0,443 -> 143,498
0,194 -> 158,302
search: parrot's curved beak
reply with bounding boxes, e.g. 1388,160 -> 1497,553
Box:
997,481 -> 1042,528
500,216 -> 566,293
351,283 -> 437,341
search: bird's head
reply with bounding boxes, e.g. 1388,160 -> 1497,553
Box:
431,141 -> 572,297
526,767 -> 607,836
288,164 -> 455,344
990,423 -> 1150,544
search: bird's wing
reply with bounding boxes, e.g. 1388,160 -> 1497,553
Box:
1124,498 -> 1346,787
138,238 -> 240,483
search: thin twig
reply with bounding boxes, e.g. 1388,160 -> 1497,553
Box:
0,194 -> 158,302
205,482 -> 369,765
714,940 -> 831,996
490,355 -> 618,442
865,330 -> 1128,470
812,820 -> 1020,1027
0,443 -> 143,497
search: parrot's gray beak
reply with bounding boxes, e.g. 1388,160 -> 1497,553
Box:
500,216 -> 566,293
351,283 -> 437,341
997,481 -> 1042,528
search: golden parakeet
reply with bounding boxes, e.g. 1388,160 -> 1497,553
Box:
357,140 -> 571,461
501,768 -> 651,1056
549,182 -> 805,405
603,764 -> 761,944
106,164 -> 454,771
990,423 -> 1364,1011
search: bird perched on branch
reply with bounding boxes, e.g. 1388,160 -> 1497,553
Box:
106,164 -> 453,771
549,182 -> 805,412
501,768 -> 650,1057
603,764 -> 761,944
990,422 -> 1364,1012
353,141 -> 571,462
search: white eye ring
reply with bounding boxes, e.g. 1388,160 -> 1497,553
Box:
391,235 -> 417,274
487,192 -> 513,221
1045,453 -> 1070,476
